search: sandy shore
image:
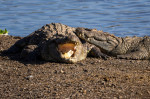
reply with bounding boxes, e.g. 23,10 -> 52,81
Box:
0,35 -> 150,98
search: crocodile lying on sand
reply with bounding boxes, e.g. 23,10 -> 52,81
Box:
76,27 -> 150,60
6,23 -> 107,63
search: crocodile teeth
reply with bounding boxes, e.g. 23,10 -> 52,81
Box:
63,50 -> 74,59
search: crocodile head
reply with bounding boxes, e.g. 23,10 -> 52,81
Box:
76,27 -> 108,41
41,34 -> 87,63
56,35 -> 79,60
76,27 -> 119,52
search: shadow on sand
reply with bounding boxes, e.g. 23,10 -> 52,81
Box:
0,50 -> 66,65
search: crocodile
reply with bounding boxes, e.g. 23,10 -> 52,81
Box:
76,27 -> 150,60
6,23 -> 107,63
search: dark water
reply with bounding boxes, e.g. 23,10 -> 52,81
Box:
0,0 -> 150,37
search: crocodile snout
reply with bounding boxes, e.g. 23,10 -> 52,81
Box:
76,27 -> 87,40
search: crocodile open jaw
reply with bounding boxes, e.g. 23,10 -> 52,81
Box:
58,42 -> 77,59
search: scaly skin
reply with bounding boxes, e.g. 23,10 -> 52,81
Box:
76,27 -> 150,60
6,23 -> 107,63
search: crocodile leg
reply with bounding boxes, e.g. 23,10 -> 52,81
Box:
21,45 -> 39,61
117,48 -> 149,60
88,46 -> 109,60
84,43 -> 109,60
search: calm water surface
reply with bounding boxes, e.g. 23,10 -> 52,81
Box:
0,0 -> 150,37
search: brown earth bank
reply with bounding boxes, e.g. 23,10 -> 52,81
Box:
0,35 -> 150,99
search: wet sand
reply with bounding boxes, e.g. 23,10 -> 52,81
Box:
0,35 -> 150,98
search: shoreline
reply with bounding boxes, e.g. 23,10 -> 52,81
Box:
0,35 -> 150,98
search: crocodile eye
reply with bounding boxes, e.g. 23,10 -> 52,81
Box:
58,43 -> 76,58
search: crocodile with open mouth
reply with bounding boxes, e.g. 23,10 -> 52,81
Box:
6,23 -> 107,63
76,27 -> 150,60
